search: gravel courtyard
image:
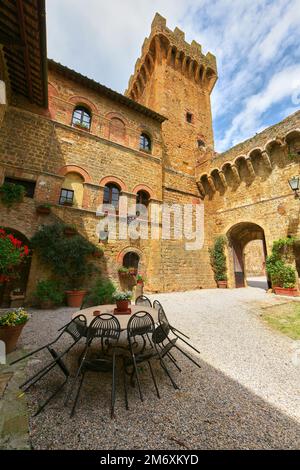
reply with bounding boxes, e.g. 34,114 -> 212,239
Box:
13,288 -> 300,449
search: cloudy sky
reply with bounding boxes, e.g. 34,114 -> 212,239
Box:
46,0 -> 300,152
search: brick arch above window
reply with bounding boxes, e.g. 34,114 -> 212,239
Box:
58,165 -> 92,183
132,184 -> 154,199
116,246 -> 144,265
99,176 -> 127,192
68,95 -> 98,114
105,111 -> 129,125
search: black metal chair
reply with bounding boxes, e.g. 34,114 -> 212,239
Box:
10,315 -> 87,416
135,295 -> 152,307
153,299 -> 190,339
157,307 -> 201,369
65,314 -> 121,418
123,311 -> 178,409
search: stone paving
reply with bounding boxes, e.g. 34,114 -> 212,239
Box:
0,287 -> 300,449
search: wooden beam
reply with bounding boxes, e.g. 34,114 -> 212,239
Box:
16,0 -> 33,101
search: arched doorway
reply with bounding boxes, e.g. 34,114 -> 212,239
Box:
0,228 -> 32,307
123,252 -> 140,271
227,222 -> 269,289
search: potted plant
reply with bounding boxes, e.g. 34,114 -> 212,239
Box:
64,224 -> 77,236
31,223 -> 97,308
118,266 -> 129,277
0,308 -> 30,354
33,279 -> 64,309
136,274 -> 144,285
128,267 -> 137,276
209,236 -> 228,288
266,238 -> 299,296
0,228 -> 30,285
112,290 -> 132,312
0,182 -> 25,207
36,203 -> 52,215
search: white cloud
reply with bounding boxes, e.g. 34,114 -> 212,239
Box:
218,64 -> 300,151
46,0 -> 300,151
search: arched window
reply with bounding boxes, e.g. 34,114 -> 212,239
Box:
140,133 -> 151,152
109,117 -> 125,143
103,183 -> 120,209
136,190 -> 150,217
136,190 -> 150,207
59,172 -> 84,207
71,106 -> 91,130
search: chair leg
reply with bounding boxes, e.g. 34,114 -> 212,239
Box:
131,353 -> 143,401
70,370 -> 86,417
111,352 -> 117,419
174,344 -> 201,368
33,376 -> 69,416
65,344 -> 89,406
148,360 -> 160,399
176,335 -> 200,354
159,357 -> 179,390
123,357 -> 129,410
172,327 -> 190,339
166,352 -> 182,372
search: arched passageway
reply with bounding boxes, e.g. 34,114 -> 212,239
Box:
227,222 -> 269,289
0,228 -> 32,307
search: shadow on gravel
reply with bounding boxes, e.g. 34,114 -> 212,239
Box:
4,307 -> 300,450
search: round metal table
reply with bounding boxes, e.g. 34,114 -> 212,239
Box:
72,304 -> 158,331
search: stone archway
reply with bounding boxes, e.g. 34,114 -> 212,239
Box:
0,228 -> 32,307
226,222 -> 269,289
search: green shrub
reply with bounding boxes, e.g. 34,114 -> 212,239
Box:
31,223 -> 99,289
33,280 -> 64,305
209,235 -> 228,282
85,279 -> 116,305
0,183 -> 25,207
266,238 -> 297,288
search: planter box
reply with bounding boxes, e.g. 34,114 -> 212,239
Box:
273,286 -> 299,297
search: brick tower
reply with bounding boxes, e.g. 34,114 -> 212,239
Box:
125,13 -> 218,175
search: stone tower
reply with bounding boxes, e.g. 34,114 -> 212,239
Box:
126,13 -> 218,175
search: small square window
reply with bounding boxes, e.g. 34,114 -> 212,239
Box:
59,188 -> 74,206
4,177 -> 36,198
186,112 -> 193,123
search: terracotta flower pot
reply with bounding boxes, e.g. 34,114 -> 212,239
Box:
217,280 -> 227,288
116,300 -> 129,312
0,323 -> 26,354
40,300 -> 55,309
65,290 -> 87,307
273,286 -> 299,297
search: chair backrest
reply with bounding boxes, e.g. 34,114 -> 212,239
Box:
152,324 -> 168,345
127,311 -> 155,339
65,315 -> 87,341
87,314 -> 121,343
153,299 -> 163,311
157,307 -> 171,335
135,295 -> 152,308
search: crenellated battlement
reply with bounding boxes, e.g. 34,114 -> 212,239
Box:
125,13 -> 217,101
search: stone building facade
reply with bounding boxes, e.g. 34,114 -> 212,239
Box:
0,3 -> 299,303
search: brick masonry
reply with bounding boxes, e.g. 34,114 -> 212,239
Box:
0,13 -> 299,300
